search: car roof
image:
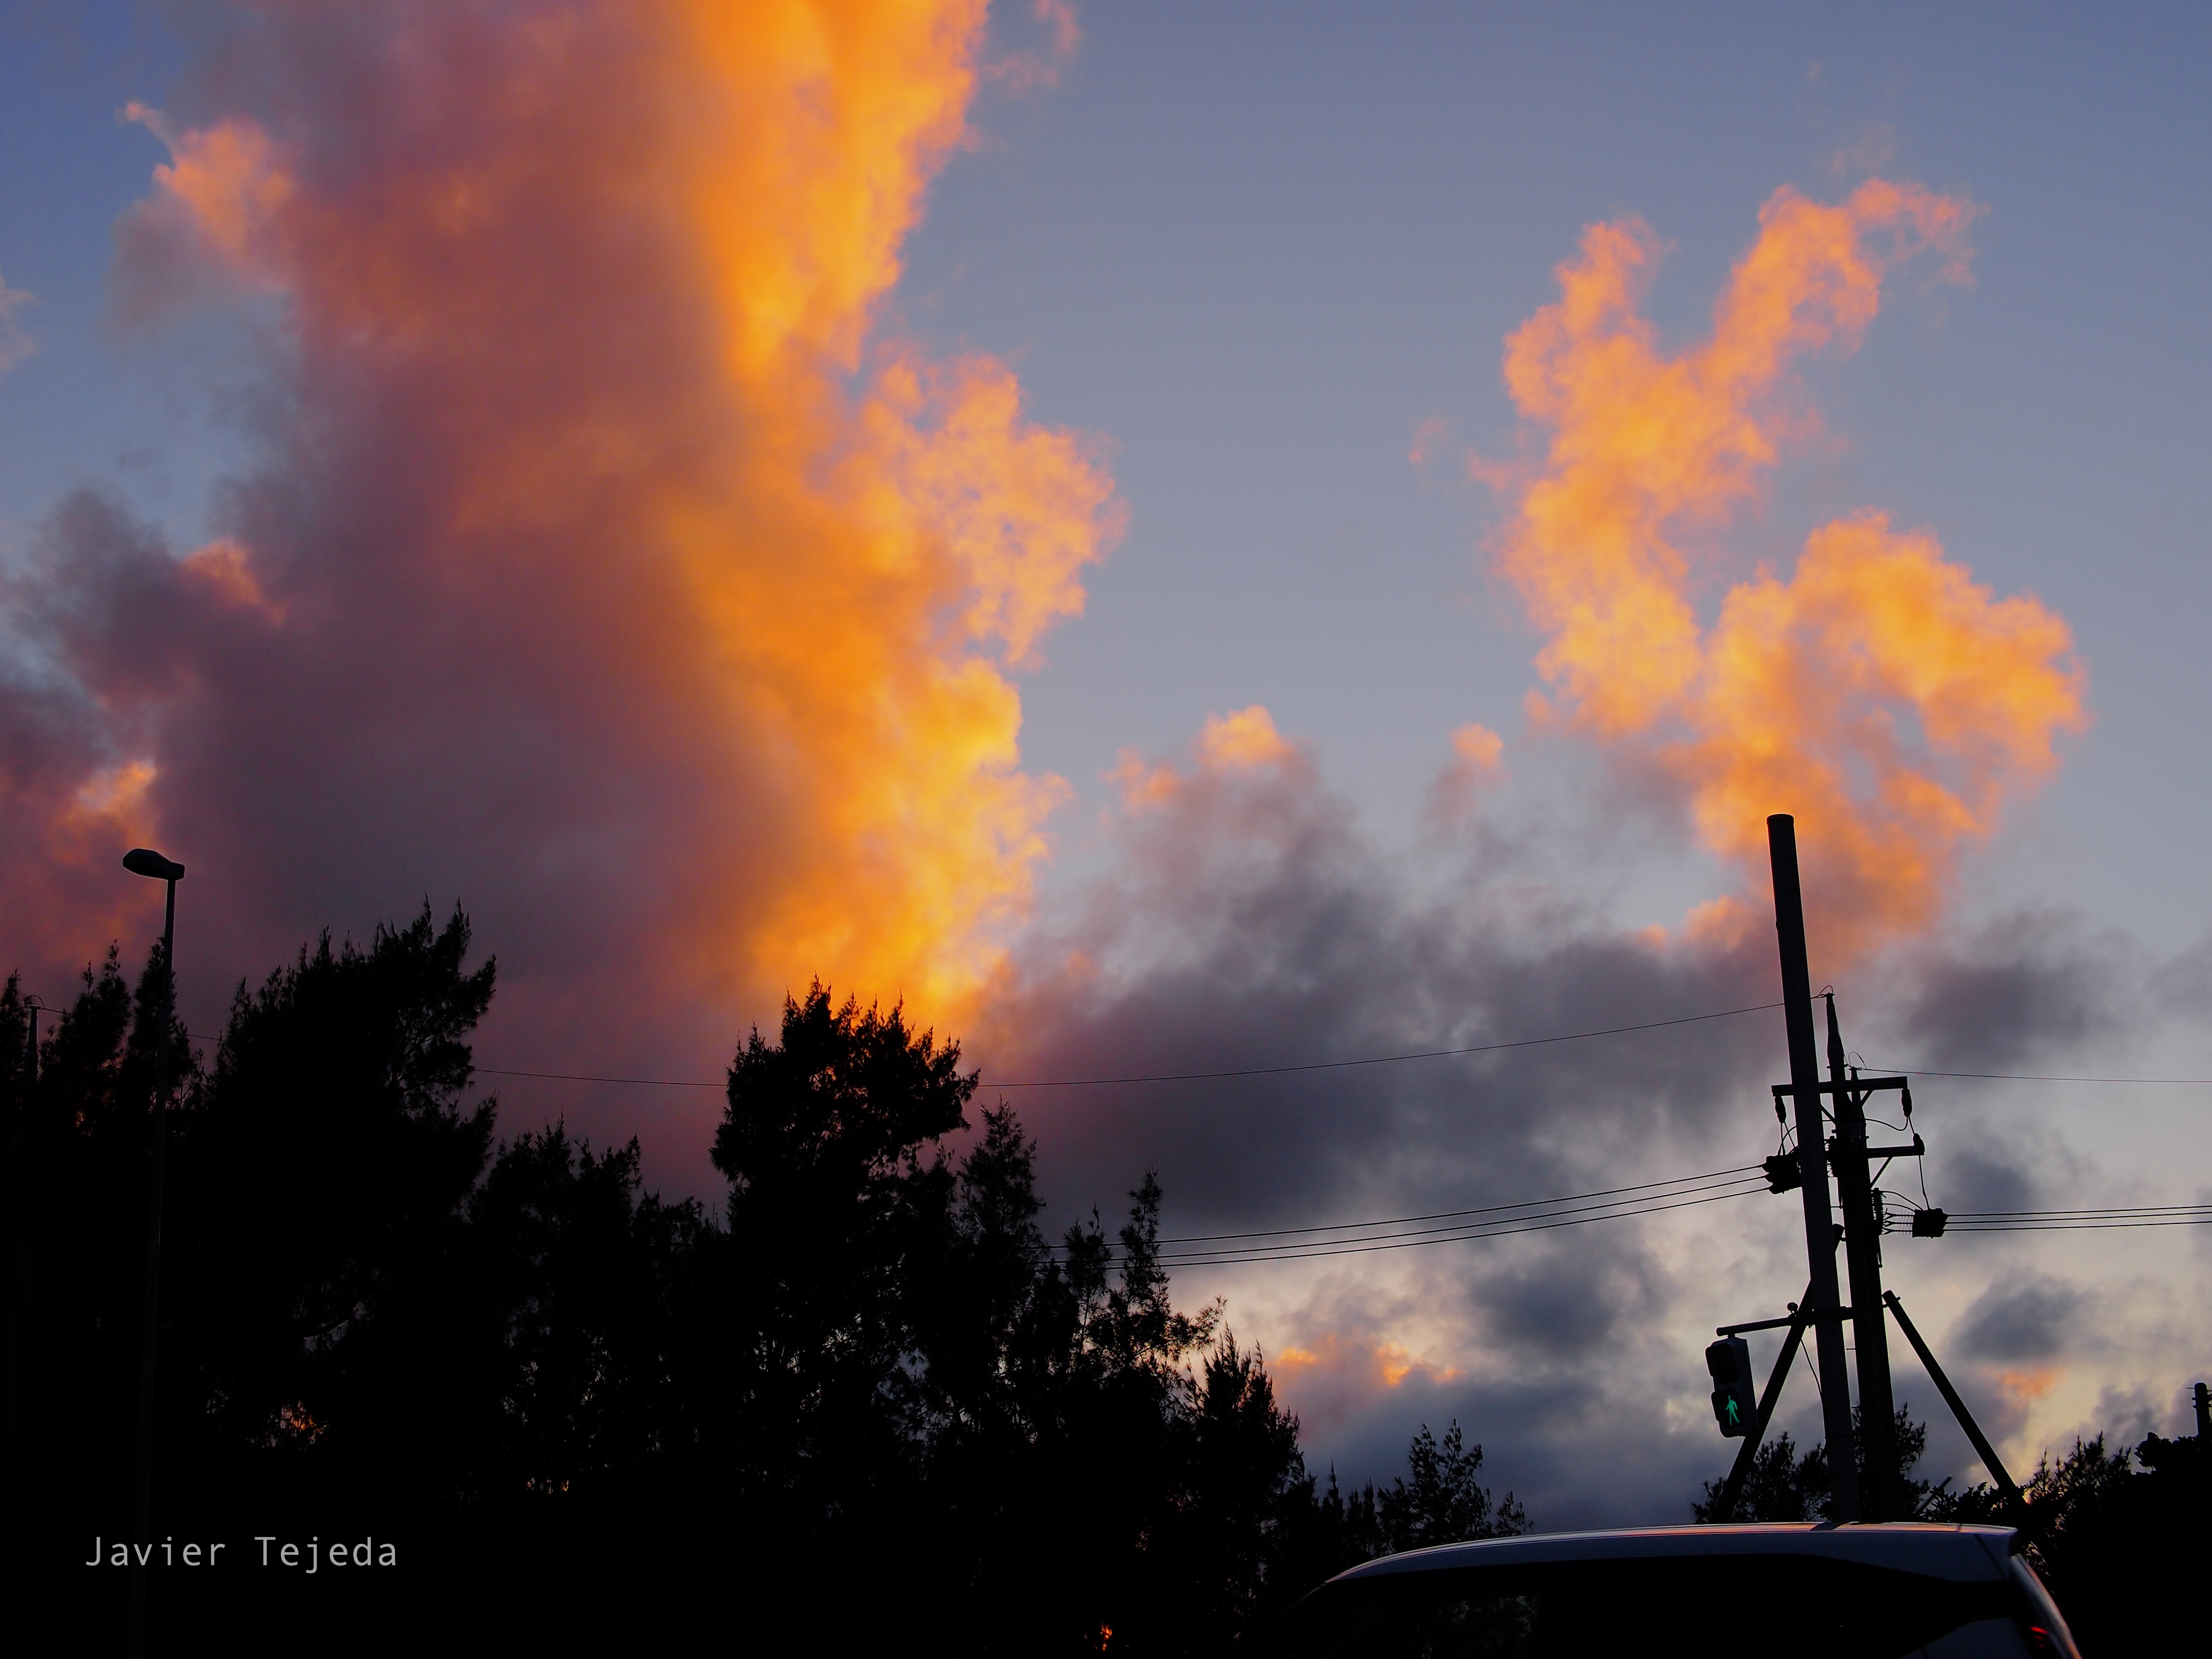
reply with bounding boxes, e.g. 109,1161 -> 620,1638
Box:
1336,1524 -> 2019,1585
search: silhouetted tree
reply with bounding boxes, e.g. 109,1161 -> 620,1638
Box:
1374,1420 -> 1528,1551
1931,1432 -> 2195,1655
1692,1404 -> 1954,1522
466,1123 -> 712,1499
707,981 -> 973,1551
164,906 -> 498,1514
4,935 -> 1545,1653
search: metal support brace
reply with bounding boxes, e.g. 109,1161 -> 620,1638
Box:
1883,1290 -> 2021,1505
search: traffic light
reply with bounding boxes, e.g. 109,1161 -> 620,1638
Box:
1706,1336 -> 1756,1438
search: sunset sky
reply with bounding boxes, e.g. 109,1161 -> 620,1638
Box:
3,1 -> 2209,1526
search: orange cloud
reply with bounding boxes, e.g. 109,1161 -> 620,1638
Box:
1449,724 -> 1504,774
1272,1333 -> 1462,1389
1994,1366 -> 2062,1407
1109,706 -> 1301,815
75,2 -> 1120,1029
125,104 -> 294,276
1489,182 -> 2082,960
1197,705 -> 1295,770
1427,721 -> 1508,826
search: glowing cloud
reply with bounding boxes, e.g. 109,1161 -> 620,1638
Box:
18,1 -> 1119,1028
1489,182 -> 2084,959
1108,705 -> 1301,814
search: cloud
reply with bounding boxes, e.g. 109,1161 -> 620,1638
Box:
990,731 -> 1780,1217
4,2 -> 1117,1052
1427,722 -> 1507,825
1897,912 -> 2136,1071
1484,182 -> 2084,964
983,0 -> 1083,94
978,723 -> 1810,1520
979,706 -> 2205,1519
0,268 -> 32,376
1951,1273 -> 2083,1364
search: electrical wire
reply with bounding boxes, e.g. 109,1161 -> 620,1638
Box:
1137,1185 -> 1771,1267
1867,1064 -> 2212,1087
1113,1165 -> 1767,1247
1903,1200 -> 2212,1235
456,1000 -> 1788,1093
1938,1216 -> 2212,1233
1950,1202 -> 2212,1218
1063,1165 -> 1770,1268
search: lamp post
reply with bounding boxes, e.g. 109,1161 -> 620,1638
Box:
121,848 -> 183,1659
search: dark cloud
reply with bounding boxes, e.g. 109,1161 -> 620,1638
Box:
985,757 -> 1783,1236
2152,933 -> 2212,1024
973,753 -> 1819,1521
1932,1144 -> 2045,1218
969,747 -> 2203,1520
1951,1273 -> 2083,1364
1893,912 -> 2136,1072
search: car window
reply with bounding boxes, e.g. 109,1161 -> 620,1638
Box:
1266,1554 -> 2024,1659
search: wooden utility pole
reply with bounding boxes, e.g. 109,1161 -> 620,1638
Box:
1827,993 -> 1900,1516
1766,815 -> 1860,1522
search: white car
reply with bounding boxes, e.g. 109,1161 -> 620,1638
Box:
1266,1523 -> 2079,1657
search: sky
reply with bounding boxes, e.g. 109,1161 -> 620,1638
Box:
3,0 -> 2209,1527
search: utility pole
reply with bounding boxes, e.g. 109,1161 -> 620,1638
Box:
1827,993 -> 1899,1517
1767,815 -> 1859,1522
1703,822 -> 2020,1524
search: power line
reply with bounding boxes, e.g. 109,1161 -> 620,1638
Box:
1070,1164 -> 1764,1248
1880,1199 -> 2212,1236
1936,1201 -> 2212,1234
1949,1203 -> 2212,1218
1063,1165 -> 1771,1268
1868,1063 -> 2212,1087
461,1000 -> 1785,1093
104,1006 -> 2212,1101
1939,1216 -> 2212,1233
1141,1186 -> 1770,1267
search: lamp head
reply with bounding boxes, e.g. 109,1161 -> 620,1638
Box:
122,848 -> 185,882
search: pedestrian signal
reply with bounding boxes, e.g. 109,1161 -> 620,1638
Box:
1706,1336 -> 1756,1438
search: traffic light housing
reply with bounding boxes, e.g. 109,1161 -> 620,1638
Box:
1706,1336 -> 1756,1438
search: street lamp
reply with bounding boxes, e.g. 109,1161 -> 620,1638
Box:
121,848 -> 182,1659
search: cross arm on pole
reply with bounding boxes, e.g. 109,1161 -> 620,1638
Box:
1771,1076 -> 1910,1098
1718,1306 -> 1854,1336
